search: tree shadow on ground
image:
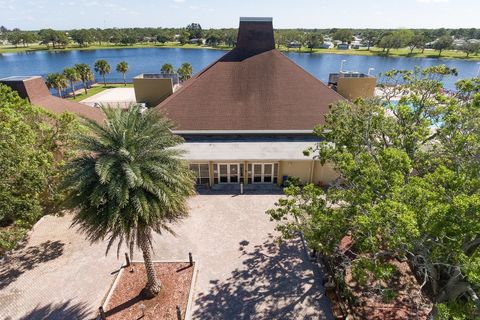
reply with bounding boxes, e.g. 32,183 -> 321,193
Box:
15,301 -> 92,320
0,240 -> 65,290
194,234 -> 333,320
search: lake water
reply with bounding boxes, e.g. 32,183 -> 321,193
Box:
1,48 -> 479,90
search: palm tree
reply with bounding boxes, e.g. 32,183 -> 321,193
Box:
74,63 -> 94,94
116,61 -> 129,86
94,59 -> 111,87
160,63 -> 174,74
45,73 -> 68,98
62,106 -> 196,298
63,67 -> 80,99
177,63 -> 193,82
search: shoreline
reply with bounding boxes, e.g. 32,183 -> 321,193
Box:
1,43 -> 480,61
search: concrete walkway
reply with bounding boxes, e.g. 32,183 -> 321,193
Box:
80,88 -> 136,108
0,193 -> 333,320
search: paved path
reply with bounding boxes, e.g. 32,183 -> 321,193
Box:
80,88 -> 136,108
0,193 -> 333,320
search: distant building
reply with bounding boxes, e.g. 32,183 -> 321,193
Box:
337,43 -> 350,50
287,41 -> 302,48
189,38 -> 205,45
320,41 -> 334,49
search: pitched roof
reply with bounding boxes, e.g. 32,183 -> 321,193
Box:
155,18 -> 344,131
0,76 -> 105,123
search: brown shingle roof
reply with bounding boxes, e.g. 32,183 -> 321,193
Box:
155,18 -> 344,131
0,76 -> 104,123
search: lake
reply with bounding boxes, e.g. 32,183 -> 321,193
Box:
1,47 -> 479,90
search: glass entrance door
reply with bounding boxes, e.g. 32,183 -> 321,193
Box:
218,163 -> 240,184
252,163 -> 274,183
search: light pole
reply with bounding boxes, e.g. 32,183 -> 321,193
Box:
367,67 -> 375,76
340,59 -> 346,73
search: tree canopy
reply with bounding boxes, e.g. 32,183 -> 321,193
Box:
268,66 -> 480,318
62,106 -> 196,297
0,84 -> 78,254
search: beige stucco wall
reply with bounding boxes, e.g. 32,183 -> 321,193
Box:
133,78 -> 173,107
189,160 -> 339,187
279,160 -> 338,185
312,161 -> 338,186
337,77 -> 376,100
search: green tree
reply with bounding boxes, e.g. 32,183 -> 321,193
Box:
433,35 -> 453,56
6,31 -> 22,47
178,31 -> 190,45
177,63 -> 193,81
306,33 -> 323,52
45,73 -> 68,98
71,29 -> 93,47
461,42 -> 480,57
379,30 -> 413,55
116,61 -> 129,86
362,30 -> 378,50
63,67 -> 80,99
160,63 -> 174,74
74,63 -> 94,94
0,84 -> 78,254
94,59 -> 111,87
62,106 -> 195,297
268,66 -> 480,318
156,33 -> 169,44
408,33 -> 427,54
333,29 -> 353,43
186,23 -> 203,39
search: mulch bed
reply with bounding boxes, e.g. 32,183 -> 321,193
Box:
104,262 -> 194,320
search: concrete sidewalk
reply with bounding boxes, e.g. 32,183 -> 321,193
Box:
0,194 -> 333,320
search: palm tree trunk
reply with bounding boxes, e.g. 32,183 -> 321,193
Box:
139,233 -> 161,298
103,75 -> 106,87
71,80 -> 76,99
83,81 -> 88,94
57,88 -> 62,98
123,73 -> 126,86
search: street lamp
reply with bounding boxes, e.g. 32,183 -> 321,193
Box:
367,67 -> 375,76
340,60 -> 346,73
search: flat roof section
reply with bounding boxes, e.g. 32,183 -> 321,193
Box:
180,141 -> 316,161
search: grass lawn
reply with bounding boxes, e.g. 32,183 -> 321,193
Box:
67,83 -> 133,101
2,42 -> 479,61
281,46 -> 480,60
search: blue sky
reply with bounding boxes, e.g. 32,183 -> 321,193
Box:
1,0 -> 479,30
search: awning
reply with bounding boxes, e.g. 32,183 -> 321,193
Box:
180,141 -> 317,161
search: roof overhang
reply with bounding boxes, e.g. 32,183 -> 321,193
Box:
173,130 -> 314,135
179,141 -> 316,161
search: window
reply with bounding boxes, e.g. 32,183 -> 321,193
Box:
189,163 -> 210,185
248,163 -> 279,184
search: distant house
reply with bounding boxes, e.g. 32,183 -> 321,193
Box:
320,41 -> 334,49
350,41 -> 362,49
287,41 -> 302,48
189,38 -> 206,45
337,43 -> 350,50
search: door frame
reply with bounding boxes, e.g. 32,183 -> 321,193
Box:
218,163 -> 240,184
252,163 -> 275,184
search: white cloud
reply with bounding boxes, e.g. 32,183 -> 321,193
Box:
173,0 -> 185,2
